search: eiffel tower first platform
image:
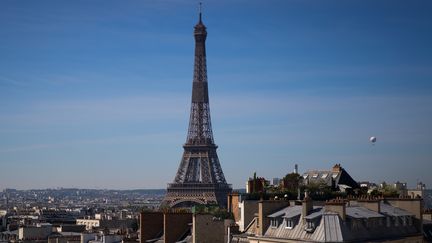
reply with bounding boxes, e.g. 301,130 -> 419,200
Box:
161,10 -> 232,209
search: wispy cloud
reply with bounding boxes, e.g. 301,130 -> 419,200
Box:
0,131 -> 184,153
0,75 -> 28,87
0,94 -> 189,126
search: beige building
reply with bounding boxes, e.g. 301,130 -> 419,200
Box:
76,219 -> 100,230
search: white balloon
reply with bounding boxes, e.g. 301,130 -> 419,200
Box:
370,136 -> 377,143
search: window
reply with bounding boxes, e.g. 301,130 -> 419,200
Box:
285,219 -> 294,229
305,220 -> 316,233
364,219 -> 369,228
394,217 -> 399,227
386,217 -> 391,227
270,219 -> 279,228
378,218 -> 384,226
408,216 -> 413,226
307,220 -> 315,229
402,216 -> 407,226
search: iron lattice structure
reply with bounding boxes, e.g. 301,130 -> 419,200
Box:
162,13 -> 231,208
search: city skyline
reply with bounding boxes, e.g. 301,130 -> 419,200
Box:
1,0 -> 432,190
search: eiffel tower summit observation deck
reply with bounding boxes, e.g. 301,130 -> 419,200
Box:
161,8 -> 232,209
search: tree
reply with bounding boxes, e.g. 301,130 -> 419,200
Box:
282,173 -> 301,192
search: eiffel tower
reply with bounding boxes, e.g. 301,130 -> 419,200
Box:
162,8 -> 232,208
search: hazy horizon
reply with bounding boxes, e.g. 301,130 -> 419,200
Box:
1,0 -> 431,190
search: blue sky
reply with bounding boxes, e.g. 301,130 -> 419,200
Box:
1,0 -> 431,190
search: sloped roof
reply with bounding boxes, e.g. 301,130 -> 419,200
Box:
304,207 -> 324,220
264,216 -> 325,242
380,202 -> 414,216
303,167 -> 359,190
346,206 -> 384,219
259,202 -> 420,242
303,170 -> 337,187
267,205 -> 301,218
323,213 -> 343,242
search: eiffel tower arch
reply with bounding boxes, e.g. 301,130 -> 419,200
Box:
161,10 -> 232,209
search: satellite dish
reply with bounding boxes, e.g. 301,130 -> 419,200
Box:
370,136 -> 377,144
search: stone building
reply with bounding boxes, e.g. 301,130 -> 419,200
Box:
230,196 -> 424,243
139,210 -> 235,243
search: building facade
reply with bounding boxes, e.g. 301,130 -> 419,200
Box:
230,196 -> 424,243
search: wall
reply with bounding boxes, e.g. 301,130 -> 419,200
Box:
386,198 -> 422,220
18,225 -> 53,240
407,190 -> 423,199
424,212 -> 432,221
240,200 -> 259,232
48,235 -> 80,243
324,202 -> 346,220
81,233 -> 97,243
76,219 -> 100,230
139,212 -> 163,243
59,225 -> 86,233
258,200 -> 290,236
193,214 -> 225,243
386,198 -> 423,233
102,234 -> 122,243
357,200 -> 380,213
164,212 -> 192,243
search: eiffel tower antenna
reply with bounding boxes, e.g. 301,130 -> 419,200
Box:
199,2 -> 202,22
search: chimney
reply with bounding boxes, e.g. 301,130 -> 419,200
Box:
325,199 -> 346,220
302,191 -> 313,218
227,192 -> 241,223
258,200 -> 289,236
357,198 -> 380,213
139,212 -> 163,243
332,163 -> 342,173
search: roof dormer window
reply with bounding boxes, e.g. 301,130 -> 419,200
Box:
270,218 -> 279,228
285,218 -> 294,229
305,220 -> 316,233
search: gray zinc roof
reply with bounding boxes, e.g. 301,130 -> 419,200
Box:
380,202 -> 414,217
304,207 -> 324,220
283,206 -> 302,218
268,205 -> 324,219
267,205 -> 301,218
323,213 -> 344,242
346,206 -> 384,219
